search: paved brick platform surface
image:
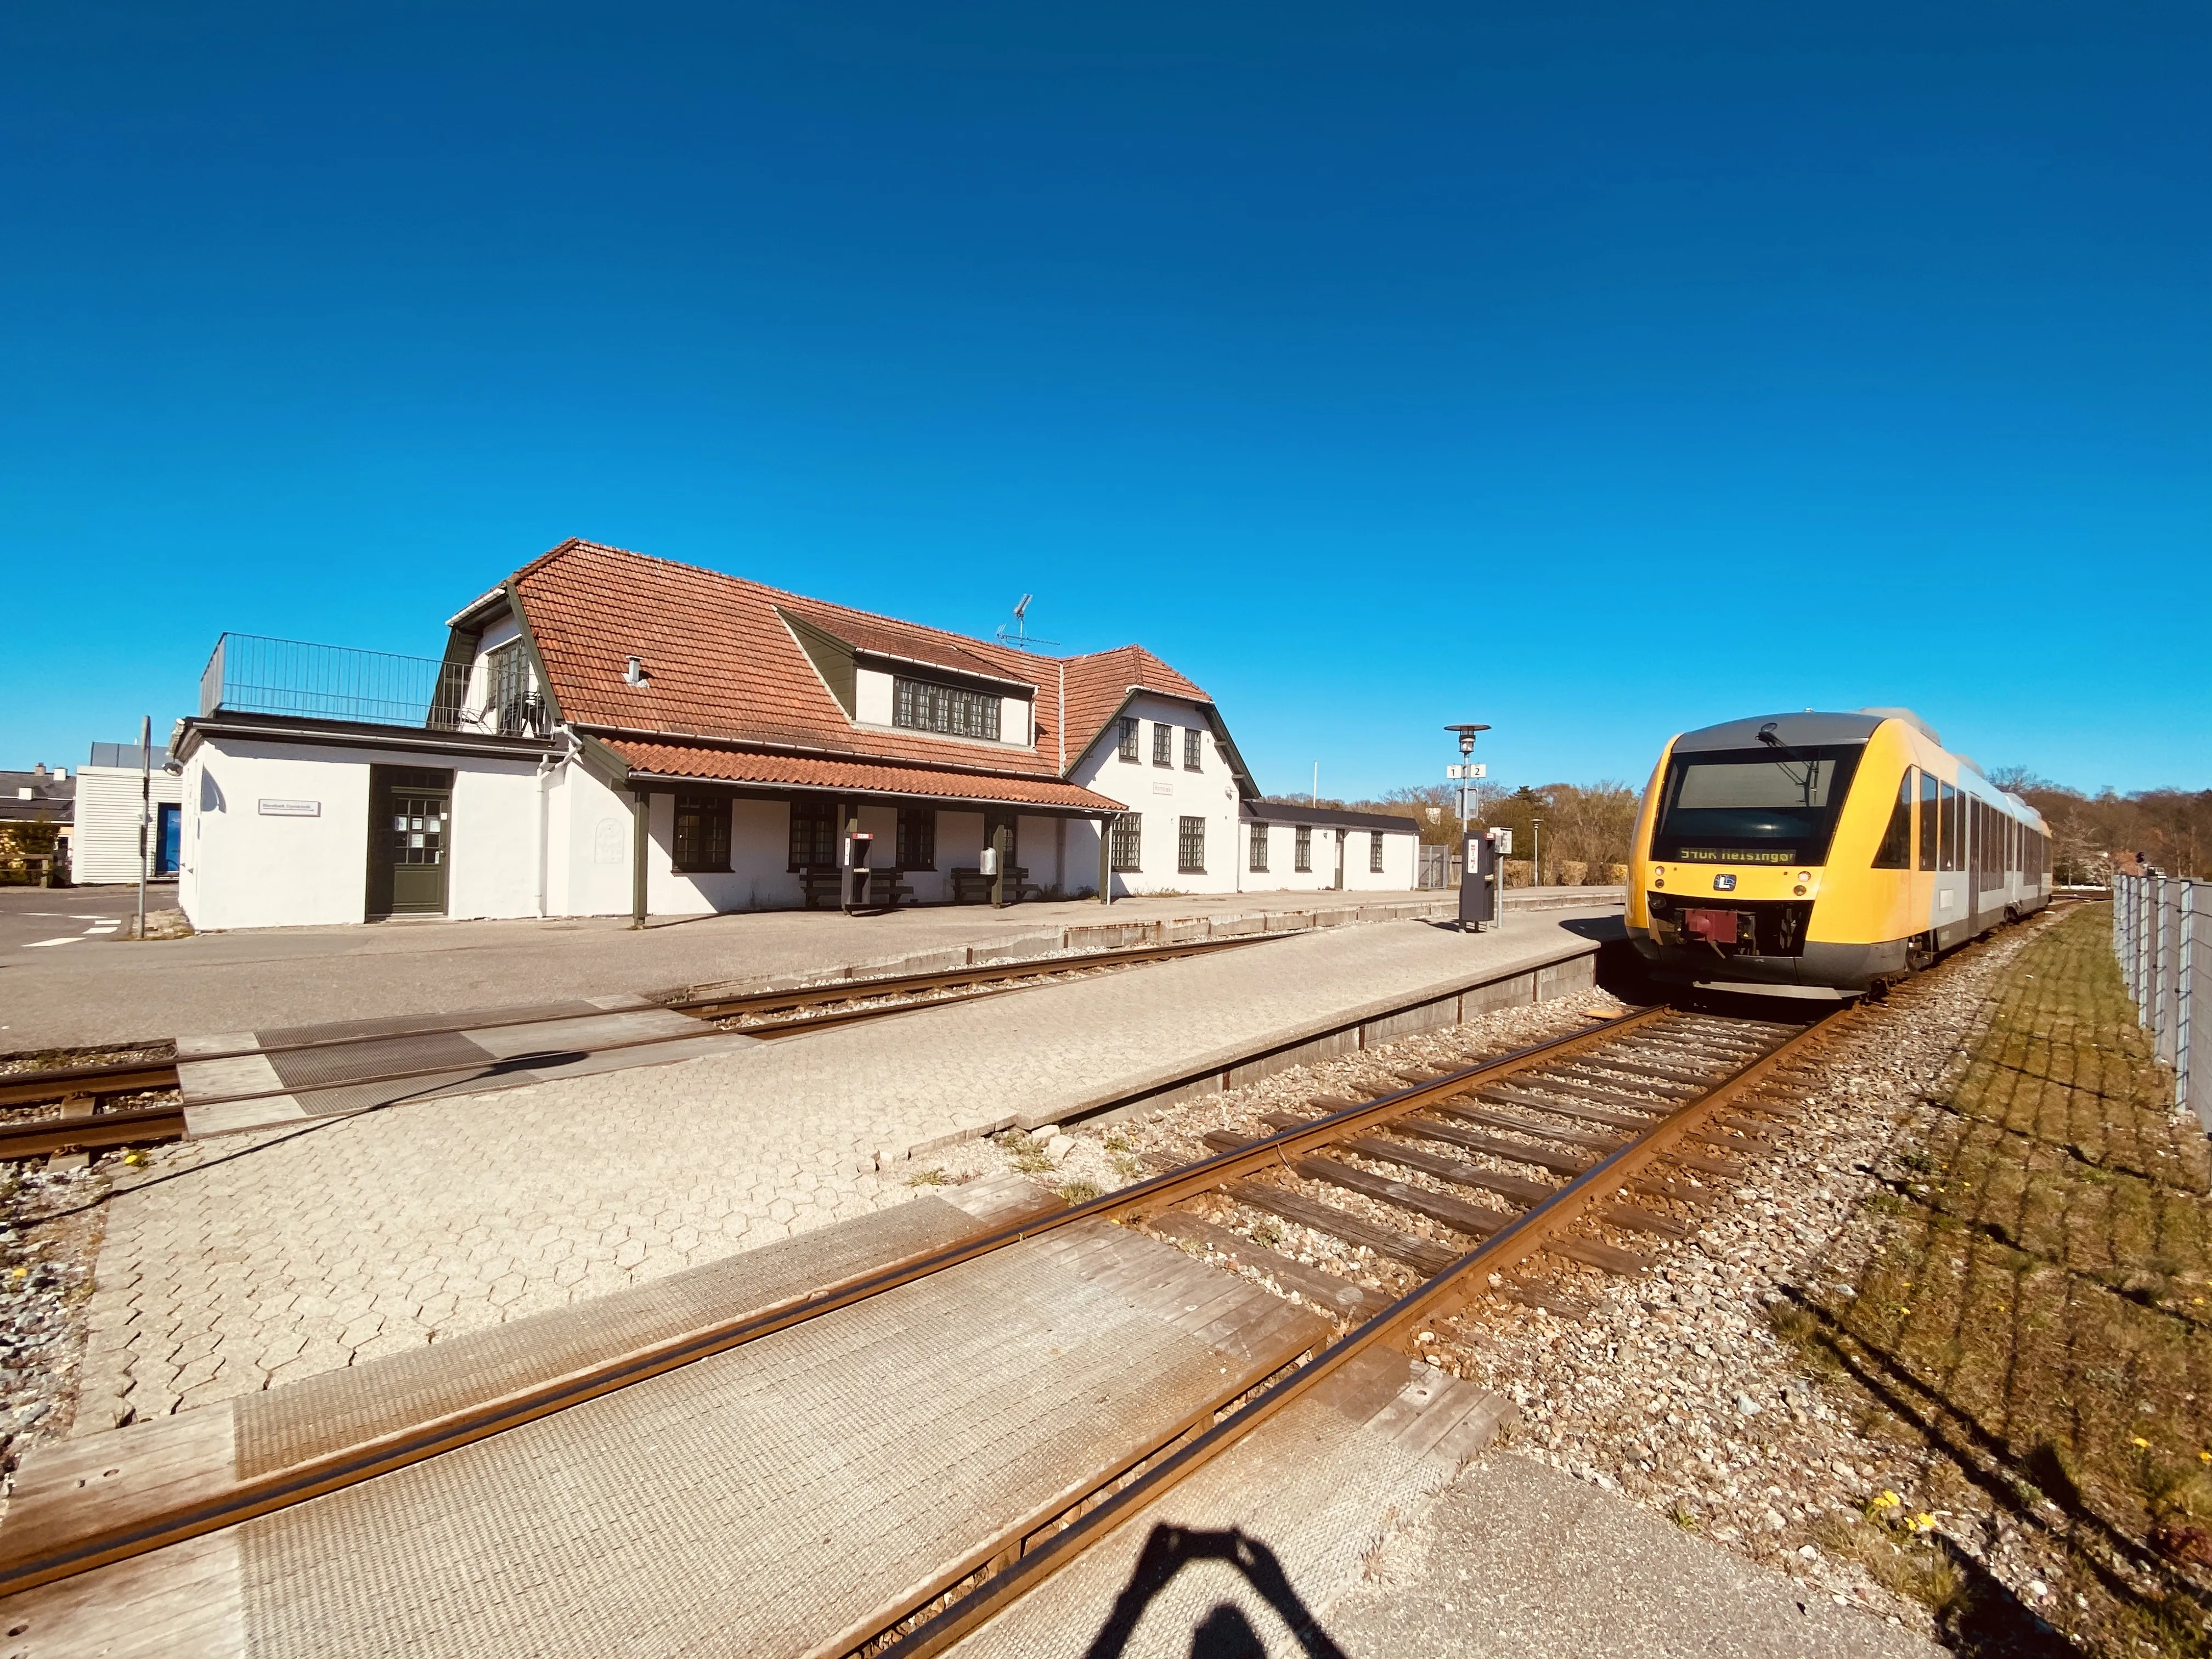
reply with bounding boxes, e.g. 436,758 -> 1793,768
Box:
1,885 -> 1621,1052
72,908 -> 1616,1430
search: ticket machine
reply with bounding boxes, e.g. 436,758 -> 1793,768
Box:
843,830 -> 874,912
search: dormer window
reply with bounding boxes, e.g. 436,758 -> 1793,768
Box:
893,677 -> 1001,741
483,640 -> 540,736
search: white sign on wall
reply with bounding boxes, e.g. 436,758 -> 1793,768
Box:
593,819 -> 625,865
257,799 -> 320,817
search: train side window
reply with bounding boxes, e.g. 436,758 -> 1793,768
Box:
1918,771 -> 1938,870
1872,769 -> 1914,868
1938,781 -> 1956,872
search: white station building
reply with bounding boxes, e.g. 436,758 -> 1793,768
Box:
172,540 -> 1419,931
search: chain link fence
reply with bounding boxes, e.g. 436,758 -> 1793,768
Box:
2113,873 -> 2211,1132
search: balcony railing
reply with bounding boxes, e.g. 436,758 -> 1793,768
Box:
198,634 -> 544,736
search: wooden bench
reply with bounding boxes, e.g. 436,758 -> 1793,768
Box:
798,867 -> 915,911
947,866 -> 1046,905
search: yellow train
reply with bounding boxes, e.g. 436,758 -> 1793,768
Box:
1627,709 -> 2050,992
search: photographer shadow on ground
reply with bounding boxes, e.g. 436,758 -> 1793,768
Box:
1079,1523 -> 1348,1659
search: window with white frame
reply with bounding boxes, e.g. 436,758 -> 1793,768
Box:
1295,825 -> 1312,872
1249,824 -> 1268,872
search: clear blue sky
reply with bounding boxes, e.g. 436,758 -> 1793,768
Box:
4,3 -> 2205,798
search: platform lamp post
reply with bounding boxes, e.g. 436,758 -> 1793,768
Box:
1444,724 -> 1491,932
1530,817 -> 1544,890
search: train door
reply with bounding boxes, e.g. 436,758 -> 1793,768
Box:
1932,780 -> 1967,947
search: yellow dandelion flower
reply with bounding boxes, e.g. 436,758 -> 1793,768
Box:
1909,1514 -> 1937,1533
2131,1436 -> 2151,1449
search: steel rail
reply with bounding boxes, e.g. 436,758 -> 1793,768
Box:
667,932 -> 1280,1018
0,1064 -> 177,1111
0,1005 -> 1669,1599
882,1004 -> 1851,1657
0,1104 -> 187,1161
0,934 -> 1281,1112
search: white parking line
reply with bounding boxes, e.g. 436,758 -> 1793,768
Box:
23,938 -> 82,949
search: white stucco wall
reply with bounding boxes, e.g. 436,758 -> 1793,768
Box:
180,741 -> 376,930
1069,693 -> 1242,897
547,761 -> 637,920
1234,818 -> 1418,894
180,735 -> 546,932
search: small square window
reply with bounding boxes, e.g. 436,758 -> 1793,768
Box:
1109,814 -> 1142,872
1249,823 -> 1268,873
1178,816 -> 1205,874
1153,723 -> 1173,767
1118,716 -> 1139,763
1183,729 -> 1201,771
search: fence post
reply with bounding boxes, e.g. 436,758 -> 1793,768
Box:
2158,878 -> 2182,1066
2185,882 -> 2209,1133
2180,879 -> 2199,1127
2118,874 -> 2136,1000
2140,876 -> 2157,1022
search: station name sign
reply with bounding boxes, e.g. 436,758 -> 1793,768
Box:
257,798 -> 321,817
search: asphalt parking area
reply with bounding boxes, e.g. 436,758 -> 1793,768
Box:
0,885 -> 154,951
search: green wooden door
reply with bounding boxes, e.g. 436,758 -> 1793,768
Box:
368,766 -> 453,917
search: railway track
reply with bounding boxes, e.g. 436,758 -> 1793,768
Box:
0,997 -> 1839,1632
0,933 -> 1278,1160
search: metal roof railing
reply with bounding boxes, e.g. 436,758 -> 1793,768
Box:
198,633 -> 488,731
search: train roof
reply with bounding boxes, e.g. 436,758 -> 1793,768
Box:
1672,711 -> 1885,752
1667,710 -> 2048,831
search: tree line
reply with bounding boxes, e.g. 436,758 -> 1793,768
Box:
1988,771 -> 2210,882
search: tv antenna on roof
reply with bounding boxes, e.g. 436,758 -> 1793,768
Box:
994,594 -> 1059,652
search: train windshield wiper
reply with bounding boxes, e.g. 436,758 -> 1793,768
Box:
1756,723 -> 1820,806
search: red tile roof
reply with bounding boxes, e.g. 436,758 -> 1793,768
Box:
607,740 -> 1125,811
1057,645 -> 1212,769
504,539 -> 1222,806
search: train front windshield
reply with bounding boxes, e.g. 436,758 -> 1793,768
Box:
1652,744 -> 1864,866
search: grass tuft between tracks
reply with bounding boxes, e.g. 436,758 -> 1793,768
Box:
1784,906 -> 2212,1658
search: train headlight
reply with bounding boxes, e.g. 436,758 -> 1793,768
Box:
1793,885 -> 1807,896
1796,871 -> 1811,883
1652,866 -> 1664,877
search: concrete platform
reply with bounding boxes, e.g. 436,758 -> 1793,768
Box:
950,1411 -> 1943,1659
72,907 -> 1620,1429
8,1203 -> 1330,1658
0,884 -> 1623,1053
